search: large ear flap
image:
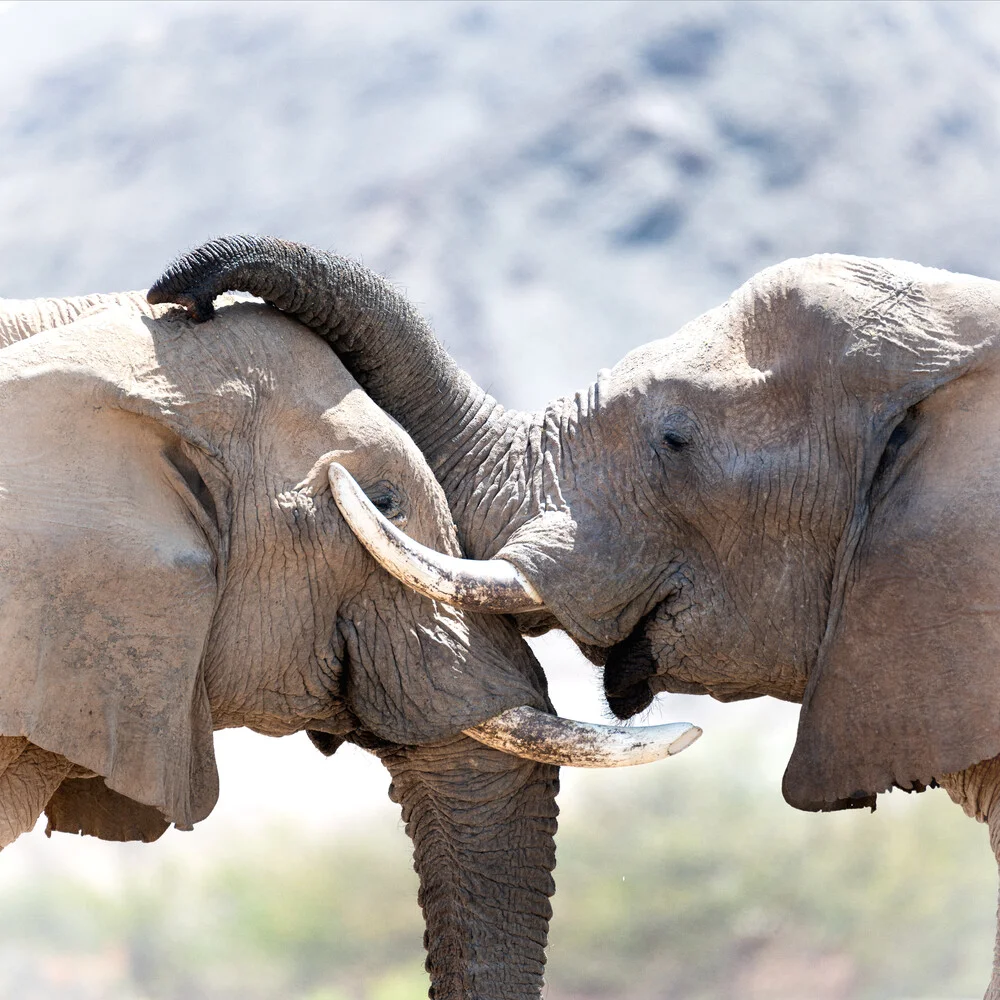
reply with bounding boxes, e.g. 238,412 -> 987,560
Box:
784,371 -> 1000,811
45,777 -> 170,843
0,328 -> 219,833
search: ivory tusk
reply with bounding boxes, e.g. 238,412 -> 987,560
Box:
464,705 -> 702,767
328,462 -> 544,613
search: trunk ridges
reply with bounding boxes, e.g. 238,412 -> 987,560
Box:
375,738 -> 558,1000
452,401 -> 577,565
149,236 -> 484,462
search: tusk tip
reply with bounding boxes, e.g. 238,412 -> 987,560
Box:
665,723 -> 702,755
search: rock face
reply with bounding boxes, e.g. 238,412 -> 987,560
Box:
4,0 -> 1000,406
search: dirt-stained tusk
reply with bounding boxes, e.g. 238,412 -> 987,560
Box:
329,462 -> 544,613
464,706 -> 702,767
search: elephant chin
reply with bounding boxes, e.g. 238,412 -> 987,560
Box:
603,623 -> 658,720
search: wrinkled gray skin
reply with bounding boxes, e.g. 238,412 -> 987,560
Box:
0,292 -> 558,1000
152,237 -> 1000,998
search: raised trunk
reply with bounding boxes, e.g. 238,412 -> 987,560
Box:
371,735 -> 559,999
152,242 -> 497,481
149,237 -> 561,560
148,238 -> 560,560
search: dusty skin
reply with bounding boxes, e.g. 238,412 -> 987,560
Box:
153,236 -> 1000,1000
0,292 -> 567,999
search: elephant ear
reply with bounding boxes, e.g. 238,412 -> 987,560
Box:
45,777 -> 170,843
0,315 -> 220,833
784,368 -> 1000,811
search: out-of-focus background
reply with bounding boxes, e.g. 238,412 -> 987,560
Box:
2,1 -> 999,997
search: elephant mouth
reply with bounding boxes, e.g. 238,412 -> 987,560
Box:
603,616 -> 658,720
601,597 -> 707,719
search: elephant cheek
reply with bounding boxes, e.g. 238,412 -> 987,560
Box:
603,626 -> 657,720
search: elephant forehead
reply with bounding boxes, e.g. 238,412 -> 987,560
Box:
267,380 -> 436,492
320,389 -> 460,550
318,384 -> 408,449
604,307 -> 767,408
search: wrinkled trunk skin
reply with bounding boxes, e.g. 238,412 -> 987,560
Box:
368,735 -> 559,999
148,237 -> 498,464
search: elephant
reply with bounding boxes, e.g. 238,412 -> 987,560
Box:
151,234 -> 1000,998
0,289 -> 697,1000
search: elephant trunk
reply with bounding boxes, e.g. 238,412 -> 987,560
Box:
372,736 -> 559,1000
148,237 -> 512,546
149,237 -> 571,567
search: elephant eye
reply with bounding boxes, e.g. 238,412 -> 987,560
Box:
662,430 -> 689,452
657,410 -> 697,457
366,481 -> 408,527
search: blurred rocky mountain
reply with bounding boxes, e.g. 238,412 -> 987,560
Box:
5,9 -> 1000,994
4,0 -> 1000,407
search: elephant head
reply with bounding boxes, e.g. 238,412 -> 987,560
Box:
0,290 -> 696,999
151,238 -> 1000,817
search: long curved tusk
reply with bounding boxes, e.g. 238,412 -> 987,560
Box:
464,706 -> 702,767
329,462 -> 544,613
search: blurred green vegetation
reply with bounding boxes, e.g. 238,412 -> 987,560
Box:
547,762 -> 995,1000
0,741 -> 994,1000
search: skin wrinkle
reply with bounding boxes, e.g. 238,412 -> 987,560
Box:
466,414 -> 540,560
801,430 -> 822,539
0,744 -> 73,847
216,481 -> 274,719
284,497 -> 327,687
475,457 -> 530,546
281,493 -> 341,702
540,404 -> 569,514
435,392 -> 500,486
